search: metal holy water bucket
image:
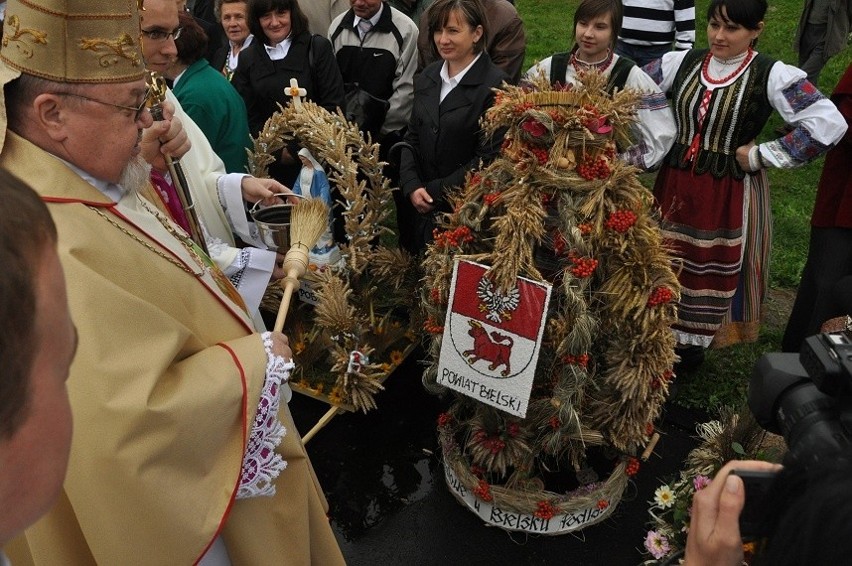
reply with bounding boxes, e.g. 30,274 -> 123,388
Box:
250,193 -> 304,252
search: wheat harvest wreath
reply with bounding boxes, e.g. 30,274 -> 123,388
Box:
249,91 -> 421,418
421,73 -> 681,534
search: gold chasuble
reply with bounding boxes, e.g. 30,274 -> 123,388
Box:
1,131 -> 343,565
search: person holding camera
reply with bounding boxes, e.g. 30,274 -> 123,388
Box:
683,460 -> 781,565
684,456 -> 852,565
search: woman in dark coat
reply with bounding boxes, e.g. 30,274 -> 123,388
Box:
232,0 -> 345,184
399,0 -> 507,253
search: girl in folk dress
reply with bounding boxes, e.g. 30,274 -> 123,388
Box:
525,0 -> 676,171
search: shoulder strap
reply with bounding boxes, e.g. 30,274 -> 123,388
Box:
390,24 -> 404,50
550,52 -> 571,85
607,57 -> 635,92
330,22 -> 345,44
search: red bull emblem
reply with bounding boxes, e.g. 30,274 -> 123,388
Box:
464,319 -> 514,377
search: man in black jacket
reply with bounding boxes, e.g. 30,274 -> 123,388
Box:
329,0 -> 420,252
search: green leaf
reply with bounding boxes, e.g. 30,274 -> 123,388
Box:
732,442 -> 746,456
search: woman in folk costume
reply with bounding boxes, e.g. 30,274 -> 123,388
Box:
646,0 -> 846,364
525,0 -> 675,172
782,62 -> 852,352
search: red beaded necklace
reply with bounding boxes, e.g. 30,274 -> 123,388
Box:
571,49 -> 614,74
701,47 -> 755,85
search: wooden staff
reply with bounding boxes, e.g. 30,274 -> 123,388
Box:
145,71 -> 208,255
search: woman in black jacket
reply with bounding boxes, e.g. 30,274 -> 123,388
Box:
233,0 -> 345,185
399,0 -> 507,254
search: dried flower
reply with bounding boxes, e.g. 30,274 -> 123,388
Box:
521,117 -> 547,137
535,500 -> 556,519
626,457 -> 641,476
483,192 -> 501,206
644,530 -> 671,559
389,350 -> 404,366
693,475 -> 711,491
473,479 -> 493,502
530,146 -> 549,165
654,485 -> 675,508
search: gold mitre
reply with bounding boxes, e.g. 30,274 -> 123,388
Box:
0,0 -> 144,84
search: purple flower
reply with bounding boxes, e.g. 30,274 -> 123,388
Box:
644,530 -> 671,560
693,475 -> 711,491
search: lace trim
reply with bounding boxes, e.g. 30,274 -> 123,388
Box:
207,237 -> 229,263
227,248 -> 252,287
236,332 -> 294,499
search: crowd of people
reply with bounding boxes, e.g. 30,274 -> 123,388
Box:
1,0 -> 851,563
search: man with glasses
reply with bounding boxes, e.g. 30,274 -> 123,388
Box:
140,0 -> 293,325
0,0 -> 344,563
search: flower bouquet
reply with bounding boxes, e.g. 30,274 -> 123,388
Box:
642,407 -> 785,563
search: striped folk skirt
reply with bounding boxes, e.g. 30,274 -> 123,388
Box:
654,166 -> 770,348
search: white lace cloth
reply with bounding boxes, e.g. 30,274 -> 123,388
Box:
237,332 -> 294,499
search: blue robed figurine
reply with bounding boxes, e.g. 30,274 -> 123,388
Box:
292,148 -> 341,266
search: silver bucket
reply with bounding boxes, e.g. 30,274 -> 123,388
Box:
250,193 -> 304,251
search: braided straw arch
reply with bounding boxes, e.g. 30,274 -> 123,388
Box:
249,101 -> 422,412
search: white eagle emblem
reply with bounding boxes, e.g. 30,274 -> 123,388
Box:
477,277 -> 520,323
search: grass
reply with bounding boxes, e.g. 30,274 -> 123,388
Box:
514,0 -> 852,412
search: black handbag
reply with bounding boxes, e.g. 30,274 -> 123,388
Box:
344,84 -> 390,138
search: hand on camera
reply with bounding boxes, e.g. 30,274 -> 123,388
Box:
684,460 -> 782,566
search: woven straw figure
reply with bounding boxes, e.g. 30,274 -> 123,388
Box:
422,72 -> 681,531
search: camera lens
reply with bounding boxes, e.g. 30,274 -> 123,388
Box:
750,353 -> 852,466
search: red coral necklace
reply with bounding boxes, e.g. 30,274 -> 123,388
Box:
701,47 -> 754,85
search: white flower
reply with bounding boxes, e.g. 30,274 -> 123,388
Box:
654,484 -> 675,508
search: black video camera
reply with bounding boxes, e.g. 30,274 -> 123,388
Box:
749,329 -> 852,467
739,330 -> 852,539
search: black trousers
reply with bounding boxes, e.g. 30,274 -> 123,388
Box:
782,226 -> 852,352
